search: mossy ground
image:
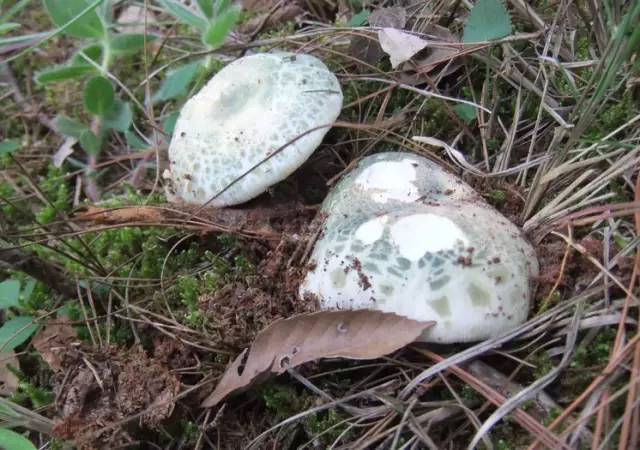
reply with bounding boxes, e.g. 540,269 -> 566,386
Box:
1,1 -> 639,449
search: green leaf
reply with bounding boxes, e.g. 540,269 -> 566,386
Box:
79,130 -> 102,155
125,130 -> 151,149
0,427 -> 38,450
162,111 -> 180,135
96,0 -> 113,24
462,0 -> 511,43
22,280 -> 36,304
0,280 -> 21,309
71,42 -> 103,65
348,10 -> 371,27
202,4 -> 240,49
103,99 -> 132,132
0,30 -> 51,49
43,0 -> 106,39
34,63 -> 97,84
0,316 -> 40,350
160,0 -> 208,31
453,104 -> 477,124
83,75 -> 115,117
53,115 -> 89,139
214,0 -> 232,15
0,401 -> 20,418
109,33 -> 158,56
196,0 -> 213,19
152,60 -> 203,104
0,139 -> 20,155
0,23 -> 20,36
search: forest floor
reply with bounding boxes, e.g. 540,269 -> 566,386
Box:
0,1 -> 639,449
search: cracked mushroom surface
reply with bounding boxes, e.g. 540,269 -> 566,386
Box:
166,52 -> 343,207
300,152 -> 539,344
321,151 -> 481,227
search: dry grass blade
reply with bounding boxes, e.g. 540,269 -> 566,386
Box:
201,310 -> 435,407
414,348 -> 574,450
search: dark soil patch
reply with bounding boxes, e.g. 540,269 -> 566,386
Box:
36,322 -> 181,450
534,235 -> 634,301
199,208 -> 323,350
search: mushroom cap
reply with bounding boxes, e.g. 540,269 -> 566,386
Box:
167,52 -> 343,207
322,152 -> 481,227
300,152 -> 539,344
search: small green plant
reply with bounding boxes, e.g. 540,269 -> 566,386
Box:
34,0 -> 146,158
153,0 -> 243,103
462,0 -> 512,43
0,426 -> 37,450
29,0 -> 242,175
0,278 -> 40,352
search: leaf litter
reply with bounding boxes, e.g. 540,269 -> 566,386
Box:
348,5 -> 463,82
32,316 -> 181,449
201,310 -> 435,407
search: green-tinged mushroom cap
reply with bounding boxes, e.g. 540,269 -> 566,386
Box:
165,52 -> 343,207
300,152 -> 539,344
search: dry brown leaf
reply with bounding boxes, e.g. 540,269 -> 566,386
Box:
0,350 -> 20,396
117,5 -> 156,32
73,205 -> 166,224
31,316 -> 78,372
71,202 -> 314,239
400,24 -> 464,84
378,27 -> 429,68
348,6 -> 407,69
116,4 -> 163,52
201,310 -> 434,407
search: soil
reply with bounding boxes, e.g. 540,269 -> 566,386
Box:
534,235 -> 634,301
33,319 -> 181,450
199,207 -> 322,350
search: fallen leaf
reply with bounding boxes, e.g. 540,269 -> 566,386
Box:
0,350 -> 20,396
71,202 -> 314,238
73,204 -> 166,224
53,137 -> 76,168
117,4 -> 159,34
348,6 -> 407,69
368,6 -> 407,28
31,316 -> 78,372
201,310 -> 434,407
399,24 -> 464,84
378,27 -> 429,68
116,4 -> 163,52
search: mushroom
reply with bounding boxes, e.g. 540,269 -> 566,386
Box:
300,152 -> 539,344
165,52 -> 343,207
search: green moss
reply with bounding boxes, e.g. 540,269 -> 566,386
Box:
305,408 -> 354,446
533,353 -> 554,379
490,189 -> 507,202
585,90 -> 635,140
35,165 -> 71,224
262,383 -> 301,420
176,274 -> 204,326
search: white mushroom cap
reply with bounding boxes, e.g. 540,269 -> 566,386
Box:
322,152 -> 481,227
300,152 -> 539,344
166,52 -> 343,207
